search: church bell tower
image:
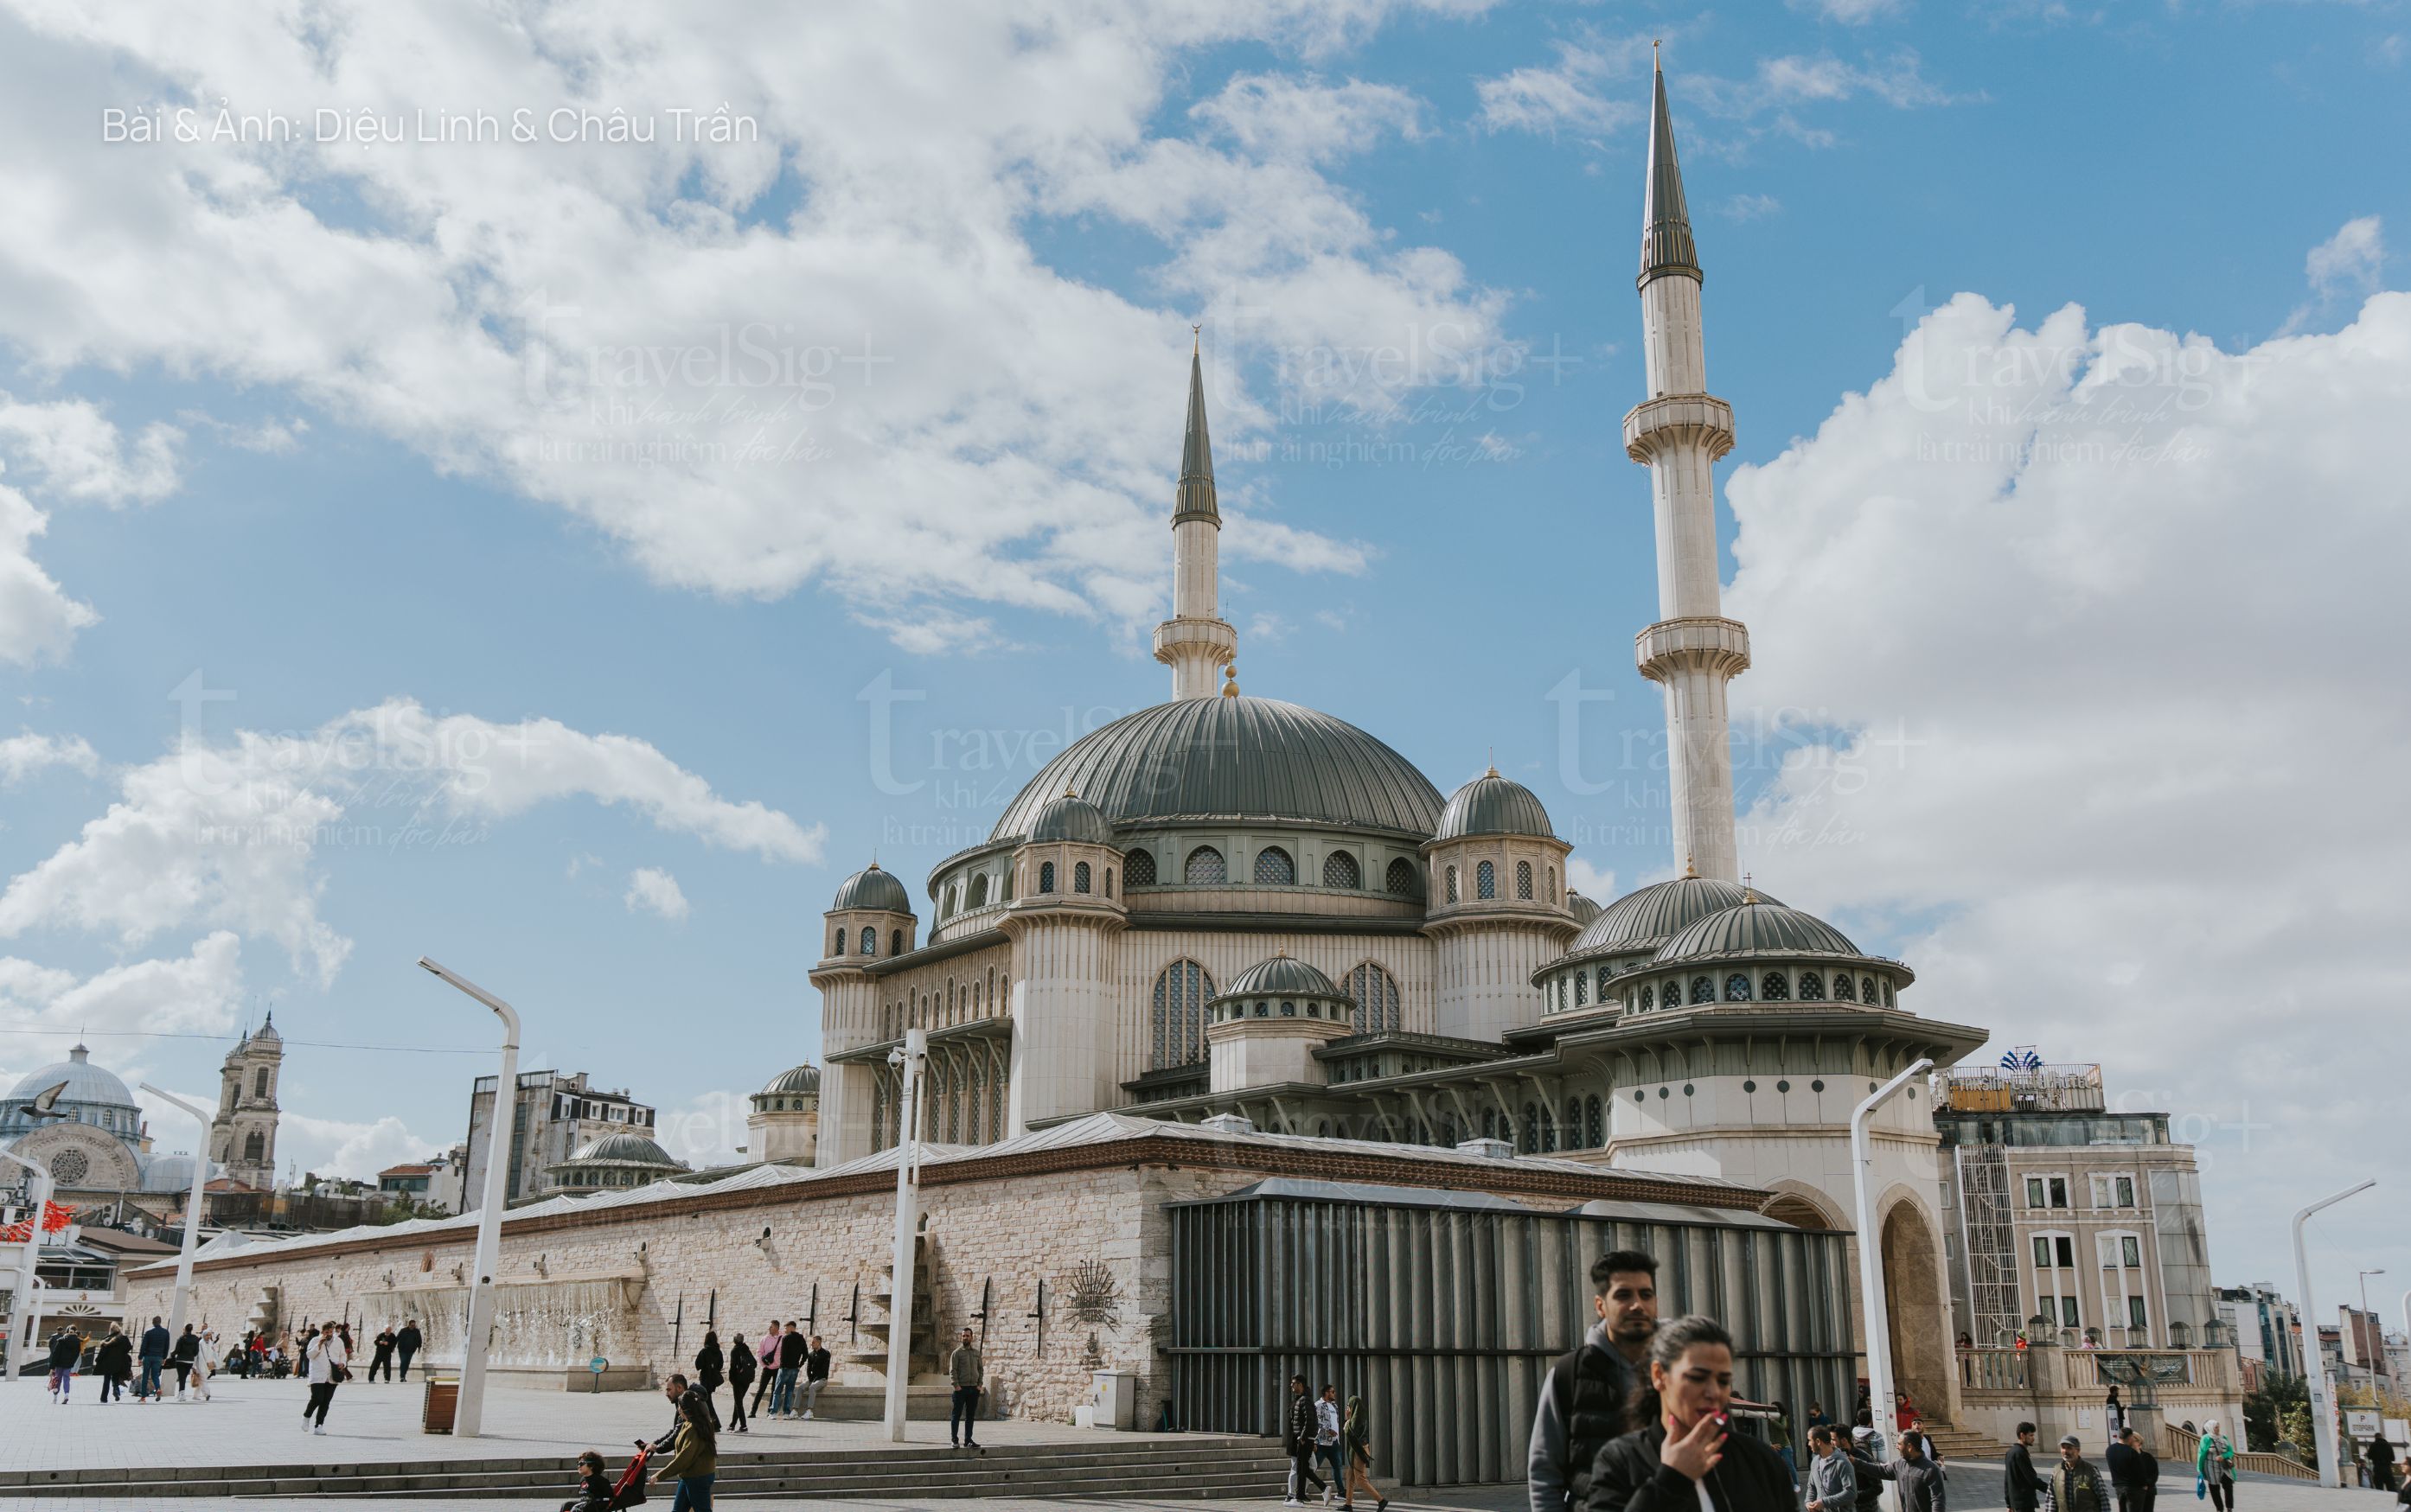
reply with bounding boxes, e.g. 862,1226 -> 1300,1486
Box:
211,1015 -> 284,1190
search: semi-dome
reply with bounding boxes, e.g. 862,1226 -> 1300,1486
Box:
1574,875 -> 1780,956
7,1044 -> 137,1110
759,1064 -> 822,1096
1566,890 -> 1602,926
1653,899 -> 1860,965
139,1153 -> 201,1193
830,863 -> 911,914
1026,788 -> 1115,845
566,1131 -> 680,1167
1222,954 -> 1345,999
1432,768 -> 1555,841
990,697 -> 1443,841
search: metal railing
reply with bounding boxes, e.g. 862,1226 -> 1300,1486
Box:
2163,1422 -> 2315,1482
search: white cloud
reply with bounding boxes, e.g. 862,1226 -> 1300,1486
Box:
624,866 -> 690,922
0,392 -> 183,507
655,1088 -> 751,1171
272,1110 -> 443,1183
1718,287 -> 2411,1280
0,934 -> 247,1060
1474,40 -> 1641,140
2281,217 -> 2385,336
1566,857 -> 1619,902
1794,0 -> 1909,23
1717,193 -> 1783,221
0,482 -> 100,665
0,731 -> 99,783
0,699 -> 821,985
0,4 -> 1509,649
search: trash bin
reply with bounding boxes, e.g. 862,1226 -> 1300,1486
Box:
1090,1370 -> 1137,1430
422,1375 -> 460,1434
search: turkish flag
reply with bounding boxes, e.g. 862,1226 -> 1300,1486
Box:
0,1220 -> 30,1243
39,1201 -> 70,1232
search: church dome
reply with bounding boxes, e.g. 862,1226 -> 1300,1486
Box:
1574,875 -> 1779,956
1026,788 -> 1115,845
7,1044 -> 137,1111
830,864 -> 911,914
1566,890 -> 1602,926
1653,899 -> 1859,965
759,1064 -> 821,1096
1432,769 -> 1555,841
566,1131 -> 681,1167
1223,954 -> 1343,999
990,697 -> 1442,841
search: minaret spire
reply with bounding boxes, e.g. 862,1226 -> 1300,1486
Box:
1153,332 -> 1238,700
1624,58 -> 1749,882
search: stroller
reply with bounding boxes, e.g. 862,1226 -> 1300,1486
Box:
560,1444 -> 652,1511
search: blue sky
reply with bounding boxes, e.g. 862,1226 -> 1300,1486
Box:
0,3 -> 2402,1307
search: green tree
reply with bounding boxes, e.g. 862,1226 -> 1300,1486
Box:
2242,1374 -> 2309,1453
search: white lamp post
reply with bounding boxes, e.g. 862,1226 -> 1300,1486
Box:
0,1149 -> 50,1381
136,1083 -> 214,1348
1851,1056 -> 1933,1511
2293,1179 -> 2376,1488
417,957 -> 521,1439
883,1027 -> 927,1442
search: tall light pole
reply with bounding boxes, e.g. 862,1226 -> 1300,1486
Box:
1851,1056 -> 1933,1512
883,1027 -> 927,1442
2358,1269 -> 2386,1322
417,957 -> 521,1439
135,1084 -> 214,1344
0,1149 -> 51,1380
2293,1179 -> 2376,1488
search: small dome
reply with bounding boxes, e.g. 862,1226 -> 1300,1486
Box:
1653,899 -> 1860,965
759,1064 -> 822,1097
1566,890 -> 1602,925
830,863 -> 911,914
7,1043 -> 137,1110
1574,875 -> 1779,956
1222,954 -> 1343,999
565,1131 -> 681,1167
1026,788 -> 1114,845
1433,769 -> 1554,841
248,1013 -> 282,1044
139,1154 -> 201,1193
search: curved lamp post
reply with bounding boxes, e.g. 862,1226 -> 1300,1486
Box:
1851,1056 -> 1934,1512
883,1027 -> 927,1442
0,1147 -> 51,1379
2293,1178 -> 2376,1488
136,1083 -> 213,1343
417,957 -> 521,1440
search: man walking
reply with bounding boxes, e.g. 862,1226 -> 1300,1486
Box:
368,1323 -> 396,1383
47,1325 -> 80,1403
136,1316 -> 170,1404
773,1321 -> 805,1419
2005,1421 -> 2043,1512
1285,1375 -> 1327,1507
1806,1426 -> 1859,1512
800,1334 -> 832,1420
1887,1431 -> 1947,1512
2055,1433 -> 2107,1512
2369,1431 -> 2398,1495
949,1326 -> 985,1452
169,1324 -> 201,1400
393,1318 -> 422,1381
1529,1248 -> 1660,1512
1314,1383 -> 1346,1502
2114,1426 -> 2159,1512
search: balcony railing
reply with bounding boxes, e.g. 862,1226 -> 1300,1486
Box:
1957,1347 -> 2239,1396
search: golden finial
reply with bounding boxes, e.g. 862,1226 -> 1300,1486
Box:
1063,782 -> 1078,800
1192,322 -> 1201,354
1742,871 -> 1757,903
1682,854 -> 1696,878
1221,660 -> 1239,698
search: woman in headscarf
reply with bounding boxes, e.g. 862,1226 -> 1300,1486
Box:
1340,1392 -> 1388,1510
2196,1419 -> 2236,1512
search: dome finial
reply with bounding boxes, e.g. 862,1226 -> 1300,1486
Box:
1683,853 -> 1697,878
1742,871 -> 1757,903
1221,660 -> 1239,698
1063,782 -> 1078,800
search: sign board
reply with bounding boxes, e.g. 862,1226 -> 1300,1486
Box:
2345,1408 -> 2382,1437
591,1356 -> 609,1374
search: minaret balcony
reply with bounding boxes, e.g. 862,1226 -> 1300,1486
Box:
1622,393 -> 1735,464
1151,615 -> 1237,664
1635,616 -> 1751,681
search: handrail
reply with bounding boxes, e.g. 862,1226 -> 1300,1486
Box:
2163,1423 -> 2316,1482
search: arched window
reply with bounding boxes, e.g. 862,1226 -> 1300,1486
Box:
1073,860 -> 1092,893
1185,845 -> 1225,884
1385,858 -> 1417,897
1761,971 -> 1790,1001
1321,851 -> 1361,889
1445,866 -> 1459,903
1001,867 -> 1014,902
1104,868 -> 1114,896
968,874 -> 988,908
254,1068 -> 271,1098
1515,859 -> 1533,900
1640,984 -> 1654,1011
1521,1102 -> 1540,1154
1476,860 -> 1496,899
1038,861 -> 1056,893
1342,962 -> 1403,1034
943,884 -> 959,919
1881,979 -> 1895,1005
1574,971 -> 1589,1006
243,1131 -> 265,1163
1586,1094 -> 1605,1147
891,928 -> 905,956
1832,972 -> 1855,1002
1124,847 -> 1157,887
1548,867 -> 1558,903
1596,967 -> 1614,1003
1149,960 -> 1216,1069
1253,846 -> 1295,884
1556,978 -> 1568,1011
1724,973 -> 1752,1001
860,926 -> 877,955
1691,976 -> 1714,1005
1861,975 -> 1877,1004
833,931 -> 846,955
1279,999 -> 1297,1017
1798,971 -> 1825,1001
1564,1099 -> 1583,1149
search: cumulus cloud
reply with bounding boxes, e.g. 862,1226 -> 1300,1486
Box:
273,1110 -> 443,1183
1566,857 -> 1619,903
0,934 -> 246,1062
1474,39 -> 1642,140
2283,216 -> 2385,335
1719,287 -> 2411,1279
1793,0 -> 1909,22
655,1088 -> 752,1171
0,483 -> 100,665
0,699 -> 821,984
0,731 -> 99,783
624,866 -> 690,922
0,393 -> 183,507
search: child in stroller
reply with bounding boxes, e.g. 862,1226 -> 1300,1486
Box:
561,1446 -> 651,1510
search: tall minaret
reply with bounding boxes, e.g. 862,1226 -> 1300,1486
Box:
1151,335 -> 1237,700
1626,54 -> 1748,882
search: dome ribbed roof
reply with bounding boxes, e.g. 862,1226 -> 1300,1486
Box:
1653,900 -> 1860,965
830,864 -> 911,914
991,698 -> 1442,840
1433,769 -> 1555,841
565,1131 -> 681,1167
760,1064 -> 821,1096
1566,890 -> 1602,926
1574,876 -> 1779,956
1221,954 -> 1343,999
6,1044 -> 136,1110
140,1154 -> 201,1193
1026,789 -> 1115,845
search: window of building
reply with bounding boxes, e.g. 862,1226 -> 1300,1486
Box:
1104,868 -> 1114,897
1280,999 -> 1296,1017
1798,972 -> 1824,1001
1149,960 -> 1216,1069
1691,976 -> 1713,1005
1073,860 -> 1092,893
1515,860 -> 1533,900
1125,847 -> 1158,887
1860,975 -> 1877,1004
1880,979 -> 1894,1005
1475,860 -> 1496,899
856,926 -> 873,954
1640,984 -> 1654,1011
968,874 -> 988,908
2092,1175 -> 2138,1209
2028,1175 -> 2071,1209
1574,972 -> 1589,1006
1724,973 -> 1751,1002
254,1068 -> 271,1098
1039,861 -> 1056,893
1253,846 -> 1295,884
833,931 -> 846,955
1761,971 -> 1790,1001
1186,846 -> 1226,884
1586,1094 -> 1604,1147
243,1131 -> 265,1162
1323,851 -> 1361,890
1445,866 -> 1458,903
1343,962 -> 1402,1034
2127,1296 -> 2147,1330
1555,978 -> 1567,1012
890,929 -> 905,956
1549,868 -> 1558,904
2121,1234 -> 2141,1267
1832,973 -> 1855,1002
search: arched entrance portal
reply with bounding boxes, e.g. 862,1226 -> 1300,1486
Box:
1880,1202 -> 1953,1426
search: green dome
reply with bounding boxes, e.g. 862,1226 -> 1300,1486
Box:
1653,899 -> 1858,965
565,1131 -> 681,1168
759,1064 -> 821,1096
1566,890 -> 1602,926
1026,789 -> 1115,845
1433,769 -> 1555,841
830,864 -> 911,914
1575,875 -> 1779,955
1220,954 -> 1344,999
991,697 -> 1442,840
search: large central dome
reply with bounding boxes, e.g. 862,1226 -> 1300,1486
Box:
991,697 -> 1443,840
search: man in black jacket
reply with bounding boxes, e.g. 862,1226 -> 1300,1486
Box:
1530,1249 -> 1660,1512
774,1322 -> 808,1419
393,1319 -> 422,1381
1284,1374 -> 1327,1506
367,1324 -> 396,1383
2005,1422 -> 2043,1512
2112,1427 -> 2158,1512
1887,1432 -> 1947,1512
800,1334 -> 832,1420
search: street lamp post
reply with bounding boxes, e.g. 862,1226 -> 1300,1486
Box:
2358,1269 -> 2386,1321
1851,1056 -> 1933,1512
2293,1179 -> 2376,1488
417,957 -> 521,1440
0,1149 -> 51,1381
135,1083 -> 214,1343
883,1028 -> 927,1442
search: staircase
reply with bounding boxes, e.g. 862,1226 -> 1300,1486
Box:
1915,1419 -> 2013,1460
0,1434 -> 1296,1501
